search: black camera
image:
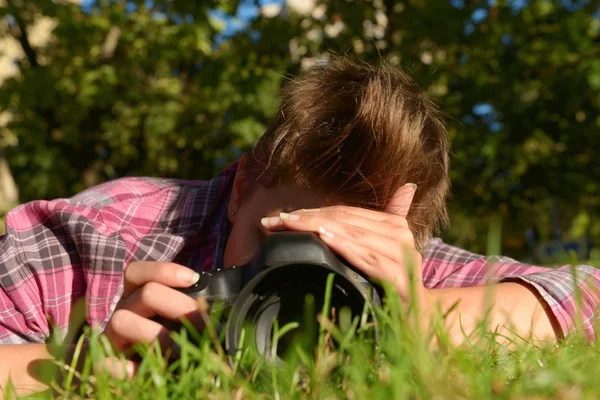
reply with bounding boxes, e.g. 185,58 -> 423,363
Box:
167,231 -> 383,361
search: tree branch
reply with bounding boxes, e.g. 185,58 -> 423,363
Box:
5,0 -> 39,68
5,0 -> 60,134
101,26 -> 121,59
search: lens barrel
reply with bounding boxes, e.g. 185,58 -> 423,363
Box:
225,262 -> 380,360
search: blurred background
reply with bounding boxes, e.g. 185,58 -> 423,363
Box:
0,0 -> 599,263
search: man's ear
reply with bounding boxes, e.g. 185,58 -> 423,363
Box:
228,160 -> 247,224
228,176 -> 243,224
228,153 -> 276,223
228,153 -> 265,223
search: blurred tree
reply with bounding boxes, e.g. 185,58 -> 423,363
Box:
0,0 -> 290,200
282,0 -> 600,253
0,0 -> 598,254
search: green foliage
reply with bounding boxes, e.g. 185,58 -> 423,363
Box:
0,0 -> 289,200
5,284 -> 600,399
287,0 -> 600,253
1,0 -> 598,253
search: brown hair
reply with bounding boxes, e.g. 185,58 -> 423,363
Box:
242,57 -> 450,252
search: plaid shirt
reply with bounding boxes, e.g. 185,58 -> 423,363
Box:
0,162 -> 598,344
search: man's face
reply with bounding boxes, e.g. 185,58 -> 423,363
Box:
223,179 -> 333,268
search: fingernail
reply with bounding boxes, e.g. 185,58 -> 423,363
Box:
280,212 -> 300,221
126,361 -> 136,378
318,226 -> 335,239
261,216 -> 281,227
179,269 -> 200,284
404,183 -> 417,191
191,272 -> 200,283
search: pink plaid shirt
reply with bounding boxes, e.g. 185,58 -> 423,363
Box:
0,162 -> 598,344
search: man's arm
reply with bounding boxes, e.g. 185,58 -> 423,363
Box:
0,345 -> 59,398
424,282 -> 559,347
0,199 -> 101,396
423,238 -> 600,344
0,222 -> 76,397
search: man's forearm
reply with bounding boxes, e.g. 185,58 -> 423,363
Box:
0,344 -> 60,398
424,282 -> 559,347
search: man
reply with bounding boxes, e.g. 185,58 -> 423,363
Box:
1,58 -> 598,395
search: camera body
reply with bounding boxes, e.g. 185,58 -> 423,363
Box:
170,231 -> 383,358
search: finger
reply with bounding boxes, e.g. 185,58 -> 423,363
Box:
385,183 -> 417,217
290,208 -> 408,229
96,357 -> 138,380
123,261 -> 200,297
119,282 -> 203,323
104,309 -> 175,351
292,201 -> 412,226
263,212 -> 413,247
294,206 -> 389,222
316,227 -> 412,294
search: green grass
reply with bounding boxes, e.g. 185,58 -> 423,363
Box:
4,223 -> 600,399
4,280 -> 600,400
4,302 -> 598,399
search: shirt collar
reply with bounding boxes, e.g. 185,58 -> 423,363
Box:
211,193 -> 231,270
201,161 -> 237,271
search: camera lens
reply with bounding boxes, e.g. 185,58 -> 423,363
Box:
252,280 -> 322,359
226,264 -> 378,362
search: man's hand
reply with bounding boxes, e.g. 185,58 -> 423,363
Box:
100,261 -> 203,377
261,183 -> 426,305
260,183 -> 558,347
0,263 -> 203,396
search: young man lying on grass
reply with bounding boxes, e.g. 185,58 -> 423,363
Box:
1,58 -> 599,396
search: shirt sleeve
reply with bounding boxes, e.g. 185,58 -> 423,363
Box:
0,175 -> 222,345
423,238 -> 600,341
0,194 -> 129,344
0,202 -> 85,344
